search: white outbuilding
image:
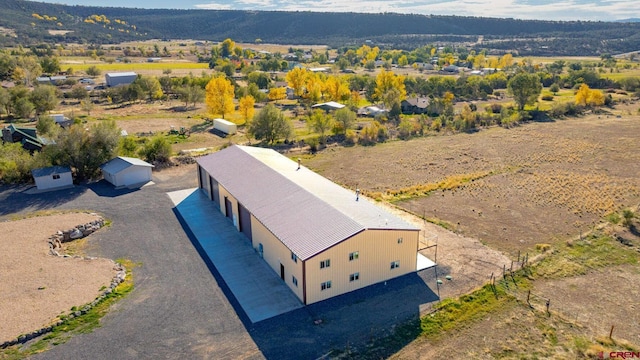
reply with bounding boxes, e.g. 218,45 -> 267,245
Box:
212,118 -> 237,135
105,72 -> 138,87
31,166 -> 73,191
101,156 -> 154,188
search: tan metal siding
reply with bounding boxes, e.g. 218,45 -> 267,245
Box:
250,216 -> 304,302
305,229 -> 419,304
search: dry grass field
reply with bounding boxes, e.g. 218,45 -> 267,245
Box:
304,106 -> 640,255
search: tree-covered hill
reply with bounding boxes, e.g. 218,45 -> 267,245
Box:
1,0 -> 640,55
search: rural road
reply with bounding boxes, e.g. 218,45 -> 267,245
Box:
0,167 -> 440,359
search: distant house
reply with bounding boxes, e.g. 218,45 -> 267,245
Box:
31,166 -> 73,191
105,72 -> 138,87
1,124 -> 48,152
101,156 -> 154,188
312,101 -> 345,112
401,97 -> 430,114
357,106 -> 388,117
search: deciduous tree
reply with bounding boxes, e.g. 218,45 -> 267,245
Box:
238,95 -> 255,123
247,104 -> 292,144
308,109 -> 334,143
205,75 -> 235,119
268,87 -> 287,103
286,67 -> 309,97
507,72 -> 542,111
333,107 -> 356,135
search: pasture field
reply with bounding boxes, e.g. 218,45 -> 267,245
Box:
303,104 -> 640,255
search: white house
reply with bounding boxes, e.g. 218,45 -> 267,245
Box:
101,157 -> 153,188
31,166 -> 73,191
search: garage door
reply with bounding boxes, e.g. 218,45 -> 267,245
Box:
238,203 -> 252,241
199,166 -> 210,199
210,176 -> 220,207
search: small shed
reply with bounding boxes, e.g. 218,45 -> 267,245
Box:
101,157 -> 154,188
105,72 -> 138,87
213,118 -> 237,135
31,166 -> 73,191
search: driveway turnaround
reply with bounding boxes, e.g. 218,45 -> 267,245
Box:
170,188 -> 304,323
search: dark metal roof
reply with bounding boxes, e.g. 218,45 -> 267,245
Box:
197,145 -> 418,260
31,166 -> 71,178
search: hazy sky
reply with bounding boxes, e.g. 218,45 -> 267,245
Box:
37,0 -> 639,21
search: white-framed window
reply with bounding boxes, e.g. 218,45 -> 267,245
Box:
291,252 -> 297,263
349,251 -> 359,261
391,261 -> 400,269
292,275 -> 298,287
320,259 -> 330,269
349,272 -> 360,282
52,174 -> 60,180
397,237 -> 403,244
321,281 -> 332,291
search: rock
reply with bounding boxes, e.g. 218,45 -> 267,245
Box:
70,228 -> 82,239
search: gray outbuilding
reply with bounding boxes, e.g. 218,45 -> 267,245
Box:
31,166 -> 73,191
101,156 -> 153,188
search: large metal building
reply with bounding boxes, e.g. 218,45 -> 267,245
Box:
197,145 -> 421,305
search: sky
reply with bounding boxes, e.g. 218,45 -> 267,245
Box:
36,0 -> 640,22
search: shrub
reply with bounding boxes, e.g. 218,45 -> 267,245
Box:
536,243 -> 552,252
139,135 -> 172,164
343,129 -> 357,146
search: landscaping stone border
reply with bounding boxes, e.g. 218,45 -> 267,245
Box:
0,218 -> 126,349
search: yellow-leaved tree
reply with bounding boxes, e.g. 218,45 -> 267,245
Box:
285,67 -> 309,97
324,76 -> 350,102
575,84 -> 605,107
205,76 -> 235,119
374,69 -> 406,107
238,95 -> 255,124
268,87 -> 287,103
304,72 -> 324,103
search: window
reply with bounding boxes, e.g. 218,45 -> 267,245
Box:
291,252 -> 297,263
320,259 -> 330,269
321,281 -> 332,291
292,276 -> 298,287
52,174 -> 60,180
349,272 -> 360,282
397,237 -> 403,244
391,261 -> 400,269
349,251 -> 359,261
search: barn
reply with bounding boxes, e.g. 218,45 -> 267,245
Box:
105,72 -> 138,87
101,156 -> 153,188
31,166 -> 73,191
197,145 -> 422,305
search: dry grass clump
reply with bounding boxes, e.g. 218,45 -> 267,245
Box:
366,171 -> 493,201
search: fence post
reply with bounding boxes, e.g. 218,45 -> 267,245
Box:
517,250 -> 521,263
609,325 -> 615,340
546,299 -> 550,316
527,290 -> 531,307
503,264 -> 506,279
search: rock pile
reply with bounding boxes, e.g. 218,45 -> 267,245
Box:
48,217 -> 105,256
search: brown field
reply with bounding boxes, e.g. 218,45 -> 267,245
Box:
303,106 -> 640,255
0,213 -> 116,342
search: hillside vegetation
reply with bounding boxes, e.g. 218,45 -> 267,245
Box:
1,0 -> 640,55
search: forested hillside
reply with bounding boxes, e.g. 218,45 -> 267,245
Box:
1,0 -> 640,55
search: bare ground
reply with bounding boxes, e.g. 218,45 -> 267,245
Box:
0,213 -> 117,342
